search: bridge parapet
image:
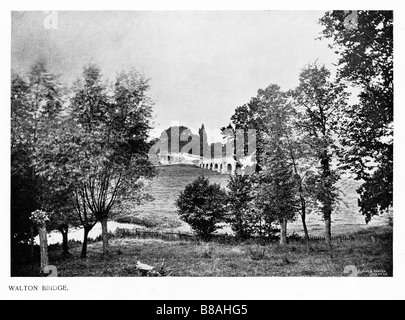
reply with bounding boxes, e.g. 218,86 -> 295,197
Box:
157,152 -> 255,175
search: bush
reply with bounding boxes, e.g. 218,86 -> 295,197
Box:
226,175 -> 256,240
176,176 -> 227,241
287,232 -> 302,242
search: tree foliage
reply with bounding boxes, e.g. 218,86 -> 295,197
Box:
255,85 -> 300,244
319,10 -> 393,222
35,64 -> 156,257
226,175 -> 257,240
11,62 -> 65,245
176,176 -> 227,240
230,97 -> 266,171
293,63 -> 348,247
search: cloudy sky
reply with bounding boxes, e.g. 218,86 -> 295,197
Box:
11,11 -> 337,142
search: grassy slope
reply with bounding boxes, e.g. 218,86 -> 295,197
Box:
123,165 -> 229,232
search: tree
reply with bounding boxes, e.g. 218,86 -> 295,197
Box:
38,64 -> 155,257
29,210 -> 50,273
281,92 -> 324,253
285,135 -> 318,254
227,83 -> 316,244
42,183 -> 79,256
293,63 -> 348,249
162,126 -> 195,154
11,62 -> 64,255
230,97 -> 266,172
319,11 -> 393,223
198,124 -> 209,158
11,73 -> 37,261
255,148 -> 299,245
253,84 -> 300,245
176,176 -> 227,240
226,175 -> 256,240
34,115 -> 98,258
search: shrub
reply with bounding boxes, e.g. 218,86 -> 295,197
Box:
176,176 -> 227,241
226,175 -> 256,240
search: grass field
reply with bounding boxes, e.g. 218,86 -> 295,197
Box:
15,225 -> 392,277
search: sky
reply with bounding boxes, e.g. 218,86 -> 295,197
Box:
11,11 -> 338,142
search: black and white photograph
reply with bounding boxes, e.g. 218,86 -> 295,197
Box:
1,0 -> 404,301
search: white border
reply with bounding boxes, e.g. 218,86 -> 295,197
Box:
1,0 -> 404,300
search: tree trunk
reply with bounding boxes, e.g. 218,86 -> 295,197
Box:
38,225 -> 49,273
280,218 -> 288,245
299,196 -> 310,253
60,226 -> 69,255
301,212 -> 310,254
30,225 -> 35,262
81,227 -> 90,258
101,217 -> 109,256
325,215 -> 332,251
298,181 -> 310,254
320,150 -> 333,252
289,146 -> 311,254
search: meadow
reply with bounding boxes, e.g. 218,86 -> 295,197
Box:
15,225 -> 392,277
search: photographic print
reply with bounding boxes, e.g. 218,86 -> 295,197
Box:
9,9 -> 393,282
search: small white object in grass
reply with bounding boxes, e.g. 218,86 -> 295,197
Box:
136,261 -> 154,271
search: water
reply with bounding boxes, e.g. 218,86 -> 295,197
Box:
40,165 -> 392,244
35,221 -> 138,245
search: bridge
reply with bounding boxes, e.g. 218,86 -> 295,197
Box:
157,152 -> 255,175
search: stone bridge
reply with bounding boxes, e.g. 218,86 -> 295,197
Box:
157,152 -> 255,175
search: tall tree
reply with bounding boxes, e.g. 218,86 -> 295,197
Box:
47,64 -> 155,257
284,116 -> 318,253
319,11 -> 393,223
35,106 -> 98,258
198,124 -> 209,158
11,73 -> 37,246
256,84 -> 299,245
293,63 -> 348,249
11,62 -> 63,250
